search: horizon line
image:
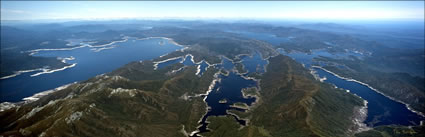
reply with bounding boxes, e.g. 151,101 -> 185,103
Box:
2,17 -> 424,22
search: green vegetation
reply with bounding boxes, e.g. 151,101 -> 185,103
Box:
2,22 -> 422,137
246,55 -> 363,137
365,49 -> 424,77
200,116 -> 271,137
234,62 -> 248,74
315,56 -> 425,114
0,58 -> 218,137
231,102 -> 249,110
219,99 -> 228,104
241,87 -> 260,99
135,27 -> 278,60
195,55 -> 364,137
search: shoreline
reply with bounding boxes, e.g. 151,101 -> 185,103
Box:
351,100 -> 371,134
0,82 -> 77,112
30,63 -> 77,77
230,102 -> 250,110
241,87 -> 261,109
1,68 -> 45,80
28,36 -> 186,56
312,65 -> 425,118
152,56 -> 184,70
6,36 -> 182,80
188,67 -> 232,136
2,37 -> 132,80
22,82 -> 76,102
91,45 -> 118,52
189,53 -> 266,136
136,36 -> 186,48
227,110 -> 250,128
28,37 -> 130,55
1,56 -> 76,80
310,66 -> 371,134
153,53 -> 214,77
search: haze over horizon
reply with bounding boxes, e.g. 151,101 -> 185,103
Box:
1,1 -> 424,21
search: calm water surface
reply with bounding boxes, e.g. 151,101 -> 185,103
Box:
191,55 -> 269,136
0,37 -> 182,102
280,47 -> 424,126
235,31 -> 425,126
315,68 -> 425,126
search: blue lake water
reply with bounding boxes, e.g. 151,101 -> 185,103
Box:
315,68 -> 425,126
156,54 -> 266,136
2,28 -> 422,135
220,57 -> 235,70
240,53 -> 268,74
191,55 -> 267,136
279,48 -> 425,127
0,37 -> 182,102
197,62 -> 209,76
196,72 -> 257,134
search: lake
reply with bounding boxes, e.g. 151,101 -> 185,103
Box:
314,68 -> 425,126
280,48 -> 425,127
234,31 -> 425,127
0,37 -> 182,102
190,54 -> 268,136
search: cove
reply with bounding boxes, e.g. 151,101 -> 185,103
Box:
191,54 -> 269,136
240,53 -> 268,74
191,71 -> 257,137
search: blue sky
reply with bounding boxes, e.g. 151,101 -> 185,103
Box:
1,1 -> 424,21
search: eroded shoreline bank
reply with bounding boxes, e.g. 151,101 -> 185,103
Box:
312,65 -> 425,118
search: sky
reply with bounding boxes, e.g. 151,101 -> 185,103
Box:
1,1 -> 424,21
